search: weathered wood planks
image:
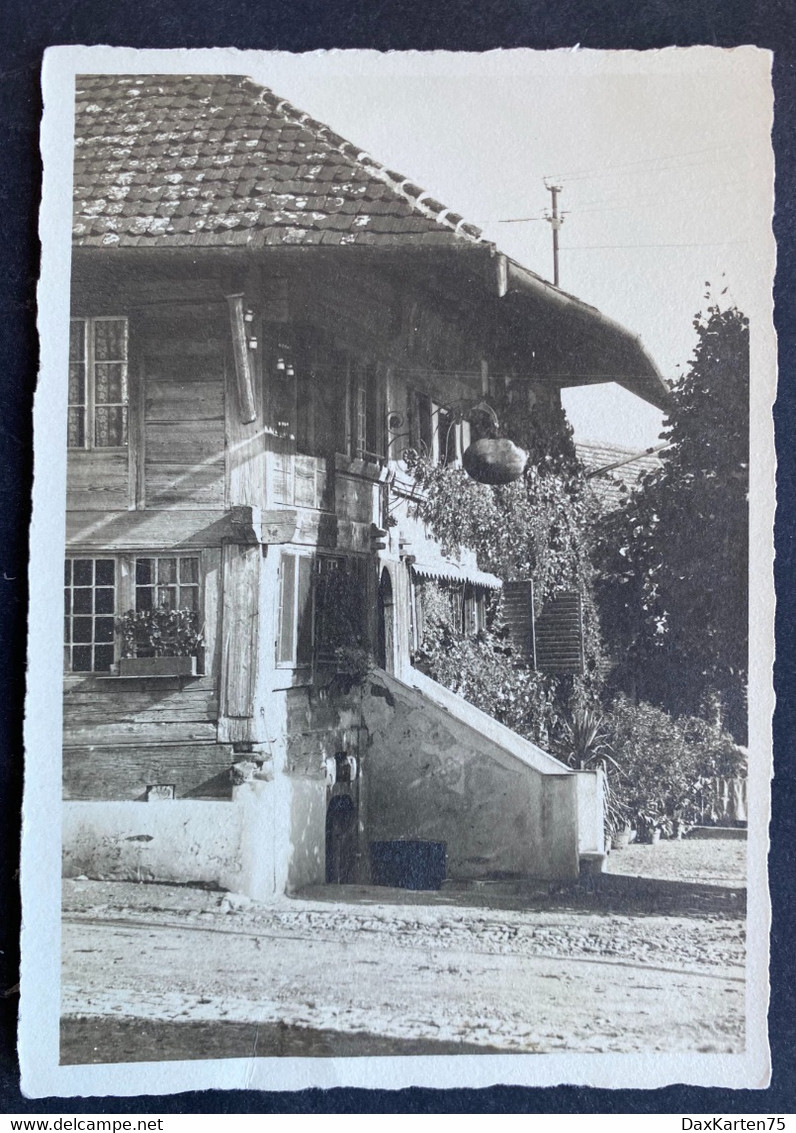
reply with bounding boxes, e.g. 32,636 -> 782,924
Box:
143,347 -> 226,510
63,741 -> 235,801
63,674 -> 219,748
67,450 -> 131,512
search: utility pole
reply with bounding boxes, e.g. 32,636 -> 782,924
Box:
544,181 -> 564,287
498,179 -> 566,286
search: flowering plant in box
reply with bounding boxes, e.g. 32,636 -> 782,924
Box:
117,605 -> 203,658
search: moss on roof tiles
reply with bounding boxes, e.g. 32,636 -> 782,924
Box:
73,73 -> 486,251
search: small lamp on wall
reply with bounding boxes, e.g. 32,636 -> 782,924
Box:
244,307 -> 258,351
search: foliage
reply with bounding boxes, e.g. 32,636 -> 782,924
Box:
595,302 -> 749,741
333,645 -> 374,682
412,582 -> 570,754
563,705 -> 606,769
117,605 -> 203,658
405,383 -> 612,751
315,565 -> 367,658
600,696 -> 747,837
410,458 -> 607,695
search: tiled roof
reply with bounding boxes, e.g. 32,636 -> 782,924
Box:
73,74 -> 486,249
577,440 -> 663,512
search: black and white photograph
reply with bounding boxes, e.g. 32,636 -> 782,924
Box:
21,46 -> 776,1097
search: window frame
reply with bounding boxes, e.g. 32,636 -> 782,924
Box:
64,556 -> 118,673
275,549 -> 315,670
275,550 -> 370,670
133,554 -> 201,618
64,551 -> 205,674
411,389 -> 468,467
69,316 -> 130,450
348,359 -> 384,463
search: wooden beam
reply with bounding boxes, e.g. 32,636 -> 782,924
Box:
226,293 -> 257,424
218,543 -> 261,741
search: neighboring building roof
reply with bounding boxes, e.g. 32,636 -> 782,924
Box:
73,74 -> 485,249
577,440 -> 664,512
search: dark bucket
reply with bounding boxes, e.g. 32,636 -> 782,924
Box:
369,840 -> 447,891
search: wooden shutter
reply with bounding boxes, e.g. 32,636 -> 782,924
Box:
534,591 -> 584,674
502,580 -> 535,662
295,555 -> 314,666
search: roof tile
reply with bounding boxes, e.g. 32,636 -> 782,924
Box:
73,74 -> 486,251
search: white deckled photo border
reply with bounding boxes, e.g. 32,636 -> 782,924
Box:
21,44 -> 776,1098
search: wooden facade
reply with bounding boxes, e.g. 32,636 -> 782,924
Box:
63,250 -> 531,808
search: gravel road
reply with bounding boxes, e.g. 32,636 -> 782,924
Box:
61,837 -> 746,1064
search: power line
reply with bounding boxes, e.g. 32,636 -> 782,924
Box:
561,240 -> 744,250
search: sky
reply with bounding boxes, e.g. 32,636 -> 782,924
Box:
234,48 -> 774,449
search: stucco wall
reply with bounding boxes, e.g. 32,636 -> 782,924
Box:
361,672 -> 582,882
63,781 -> 283,900
286,778 -> 327,892
576,769 -> 606,855
64,798 -> 245,888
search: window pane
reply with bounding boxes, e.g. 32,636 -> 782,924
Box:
94,319 -> 126,362
95,587 -> 114,614
72,617 -> 92,643
94,405 -> 127,447
69,363 -> 86,405
64,560 -> 72,585
94,645 -> 114,671
277,554 -> 296,665
94,617 -> 114,644
72,645 -> 92,672
63,587 -> 71,615
157,558 -> 177,584
366,364 -> 381,458
69,320 -> 86,361
416,392 -> 432,456
178,587 -> 198,612
156,585 -> 177,609
95,560 -> 115,586
296,555 -> 313,665
94,362 -> 126,406
179,558 -> 199,584
68,407 -> 86,448
73,559 -> 93,586
73,589 -> 92,615
136,585 -> 153,611
136,558 -> 153,585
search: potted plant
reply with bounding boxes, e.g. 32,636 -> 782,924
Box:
116,605 -> 203,677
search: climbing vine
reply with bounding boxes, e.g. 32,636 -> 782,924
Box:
409,455 -> 607,694
406,388 -> 609,755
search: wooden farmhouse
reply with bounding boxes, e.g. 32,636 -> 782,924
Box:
62,74 -> 669,896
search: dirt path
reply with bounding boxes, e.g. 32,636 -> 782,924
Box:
61,844 -> 746,1064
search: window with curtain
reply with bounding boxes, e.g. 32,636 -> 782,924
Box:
69,317 -> 129,448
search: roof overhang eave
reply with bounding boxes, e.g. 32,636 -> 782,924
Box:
503,258 -> 672,411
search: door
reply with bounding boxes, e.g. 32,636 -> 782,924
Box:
325,794 -> 357,884
377,567 -> 395,673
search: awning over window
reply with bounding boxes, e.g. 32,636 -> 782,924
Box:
411,560 -> 502,590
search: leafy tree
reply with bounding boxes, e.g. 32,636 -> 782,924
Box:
596,302 -> 749,741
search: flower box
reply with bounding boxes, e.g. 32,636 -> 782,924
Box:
118,655 -> 198,678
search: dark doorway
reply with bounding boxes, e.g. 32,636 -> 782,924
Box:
377,567 -> 395,673
325,794 -> 357,884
